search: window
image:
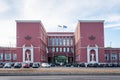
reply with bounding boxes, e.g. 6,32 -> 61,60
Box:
67,38 -> 69,46
0,53 -> 3,60
56,38 -> 58,46
13,54 -> 17,60
63,38 -> 66,46
60,48 -> 62,52
111,54 -> 117,60
63,48 -> 66,52
59,38 -> 62,46
119,53 -> 120,60
67,48 -> 69,52
5,53 -> 11,60
56,48 -> 58,52
70,38 -> 73,46
48,38 -> 52,46
52,38 -> 55,46
104,54 -> 109,61
52,48 -> 55,52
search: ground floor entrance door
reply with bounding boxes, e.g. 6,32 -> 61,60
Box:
54,56 -> 68,66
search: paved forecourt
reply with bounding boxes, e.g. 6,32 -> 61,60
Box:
0,67 -> 120,75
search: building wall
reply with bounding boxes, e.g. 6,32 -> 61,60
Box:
16,20 -> 47,62
104,48 -> 120,63
0,47 -> 17,62
75,20 -> 104,63
47,32 -> 74,64
0,20 -> 120,64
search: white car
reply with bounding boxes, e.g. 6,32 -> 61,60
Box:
41,63 -> 50,68
4,63 -> 12,68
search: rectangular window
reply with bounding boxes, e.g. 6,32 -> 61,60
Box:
48,38 -> 52,46
104,54 -> 109,61
52,48 -> 55,52
13,54 -> 17,60
111,54 -> 117,60
52,38 -> 55,46
56,38 -> 58,46
59,38 -> 63,46
56,48 -> 58,52
63,38 -> 66,46
5,53 -> 11,60
63,48 -> 66,52
70,38 -> 73,46
0,53 -> 3,60
60,48 -> 62,52
67,48 -> 69,52
67,38 -> 69,46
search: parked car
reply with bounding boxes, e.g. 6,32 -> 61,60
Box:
22,63 -> 30,68
14,63 -> 22,68
73,63 -> 79,67
41,63 -> 50,68
87,63 -> 99,67
32,63 -> 40,68
50,63 -> 56,67
4,63 -> 12,68
0,63 -> 4,68
79,63 -> 86,67
66,64 -> 72,67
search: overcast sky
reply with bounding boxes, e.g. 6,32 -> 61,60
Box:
0,0 -> 120,47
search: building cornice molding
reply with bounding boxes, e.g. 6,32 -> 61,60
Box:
78,20 -> 104,22
16,20 -> 41,23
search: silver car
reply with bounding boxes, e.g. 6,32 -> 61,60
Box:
41,63 -> 50,68
4,63 -> 12,68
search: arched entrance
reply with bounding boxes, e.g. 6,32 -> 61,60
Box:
54,56 -> 68,65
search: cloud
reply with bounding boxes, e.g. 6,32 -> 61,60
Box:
0,0 -> 120,47
0,0 -> 10,13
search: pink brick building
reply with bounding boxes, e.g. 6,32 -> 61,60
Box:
0,20 -> 120,64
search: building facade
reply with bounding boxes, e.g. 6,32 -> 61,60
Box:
47,32 -> 74,64
0,20 -> 120,64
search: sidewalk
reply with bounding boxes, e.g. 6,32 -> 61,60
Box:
0,67 -> 120,76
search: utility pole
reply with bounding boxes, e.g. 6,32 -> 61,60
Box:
110,41 -> 112,64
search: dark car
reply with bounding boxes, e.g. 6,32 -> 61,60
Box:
79,63 -> 86,67
66,64 -> 72,67
50,63 -> 56,67
14,63 -> 22,68
73,63 -> 79,67
87,63 -> 99,67
22,63 -> 30,68
32,63 -> 40,68
0,63 -> 4,68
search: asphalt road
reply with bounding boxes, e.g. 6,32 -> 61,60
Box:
0,75 -> 120,80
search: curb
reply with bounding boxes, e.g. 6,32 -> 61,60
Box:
0,72 -> 120,76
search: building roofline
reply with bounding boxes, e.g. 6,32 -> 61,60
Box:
15,20 -> 41,23
78,20 -> 104,22
47,32 -> 74,34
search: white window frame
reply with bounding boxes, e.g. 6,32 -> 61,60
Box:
13,54 -> 17,60
111,54 -> 117,60
0,53 -> 3,60
67,48 -> 69,52
56,48 -> 58,52
104,54 -> 109,61
5,53 -> 11,60
60,48 -> 62,52
63,48 -> 66,52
